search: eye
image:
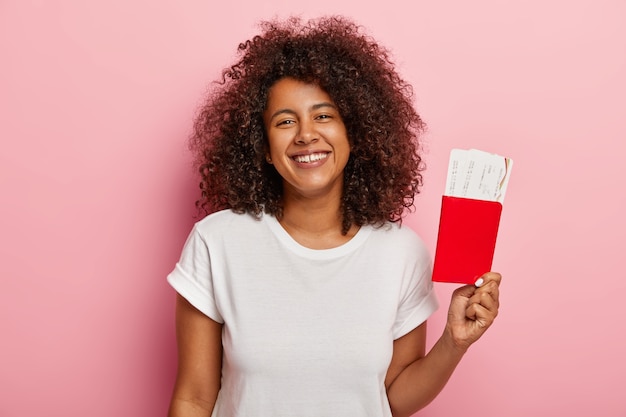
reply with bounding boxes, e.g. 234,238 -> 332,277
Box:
315,114 -> 332,121
276,119 -> 295,127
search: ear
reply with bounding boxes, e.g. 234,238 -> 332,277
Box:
265,154 -> 273,164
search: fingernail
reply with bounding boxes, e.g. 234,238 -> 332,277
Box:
475,278 -> 484,287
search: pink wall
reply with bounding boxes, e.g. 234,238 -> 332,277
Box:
1,1 -> 624,416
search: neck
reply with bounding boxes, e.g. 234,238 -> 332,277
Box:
279,190 -> 357,249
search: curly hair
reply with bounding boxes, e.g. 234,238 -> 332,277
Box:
190,15 -> 426,234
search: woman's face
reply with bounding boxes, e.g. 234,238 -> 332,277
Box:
263,77 -> 350,201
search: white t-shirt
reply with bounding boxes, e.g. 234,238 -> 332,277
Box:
167,210 -> 438,417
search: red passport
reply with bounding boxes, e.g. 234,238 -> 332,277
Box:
432,196 -> 503,284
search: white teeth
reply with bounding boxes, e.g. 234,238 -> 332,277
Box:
294,153 -> 328,163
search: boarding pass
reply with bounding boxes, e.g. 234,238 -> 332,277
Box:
444,148 -> 513,203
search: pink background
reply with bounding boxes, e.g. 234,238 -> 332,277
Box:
1,0 -> 625,416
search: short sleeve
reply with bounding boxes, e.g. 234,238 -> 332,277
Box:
392,245 -> 439,339
167,225 -> 224,323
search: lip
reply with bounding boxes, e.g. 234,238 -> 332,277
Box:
289,149 -> 331,157
289,150 -> 331,168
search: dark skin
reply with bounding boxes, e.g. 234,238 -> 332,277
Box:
168,78 -> 502,417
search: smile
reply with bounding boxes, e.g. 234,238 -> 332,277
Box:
292,152 -> 329,163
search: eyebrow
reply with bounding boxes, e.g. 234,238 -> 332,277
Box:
267,102 -> 338,121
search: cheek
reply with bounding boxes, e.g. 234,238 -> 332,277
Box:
267,137 -> 295,169
331,128 -> 350,153
267,132 -> 287,153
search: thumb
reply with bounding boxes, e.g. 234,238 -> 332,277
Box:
452,283 -> 476,300
448,284 -> 476,317
451,276 -> 485,300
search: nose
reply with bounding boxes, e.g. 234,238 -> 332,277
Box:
295,120 -> 318,145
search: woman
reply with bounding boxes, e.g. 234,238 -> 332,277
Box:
167,16 -> 501,417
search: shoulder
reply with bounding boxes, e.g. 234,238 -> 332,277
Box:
192,209 -> 261,238
361,223 -> 432,272
368,222 -> 430,260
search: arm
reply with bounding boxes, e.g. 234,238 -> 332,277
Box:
168,294 -> 223,417
386,272 -> 502,417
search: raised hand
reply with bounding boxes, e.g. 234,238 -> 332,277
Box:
445,272 -> 502,352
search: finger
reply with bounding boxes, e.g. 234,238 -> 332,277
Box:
466,299 -> 499,324
476,272 -> 502,287
468,304 -> 496,330
470,282 -> 500,303
474,273 -> 500,299
473,281 -> 500,306
466,287 -> 500,322
452,284 -> 477,300
468,290 -> 499,313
